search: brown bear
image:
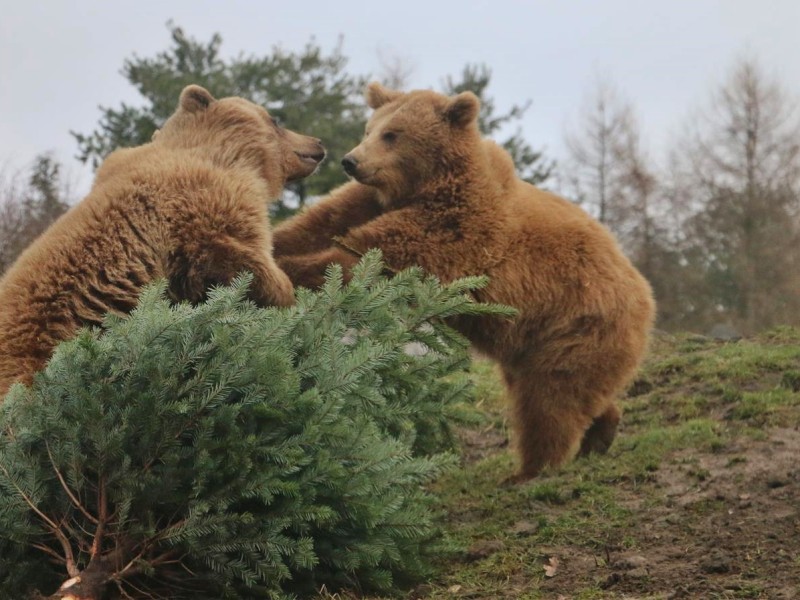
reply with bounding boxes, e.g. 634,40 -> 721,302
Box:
273,83 -> 656,482
0,84 -> 325,398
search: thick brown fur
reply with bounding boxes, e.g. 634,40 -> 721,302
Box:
274,83 -> 656,481
0,84 -> 325,397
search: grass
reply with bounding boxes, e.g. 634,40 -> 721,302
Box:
318,327 -> 800,599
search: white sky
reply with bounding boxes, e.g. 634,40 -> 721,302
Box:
2,0 -> 799,195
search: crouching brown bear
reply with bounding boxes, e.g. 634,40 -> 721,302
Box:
0,84 -> 325,397
273,83 -> 655,482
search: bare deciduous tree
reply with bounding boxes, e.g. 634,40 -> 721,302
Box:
564,78 -> 637,227
675,58 -> 800,332
562,78 -> 722,332
562,78 -> 671,272
376,48 -> 415,90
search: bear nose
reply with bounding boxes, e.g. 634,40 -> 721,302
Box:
341,155 -> 359,176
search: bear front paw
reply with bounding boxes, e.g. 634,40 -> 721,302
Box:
268,270 -> 296,307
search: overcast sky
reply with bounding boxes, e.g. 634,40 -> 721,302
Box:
2,0 -> 800,195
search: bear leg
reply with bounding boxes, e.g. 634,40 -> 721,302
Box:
578,403 -> 621,457
504,369 -> 593,483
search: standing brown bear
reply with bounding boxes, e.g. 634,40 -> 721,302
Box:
0,84 -> 325,398
273,83 -> 655,482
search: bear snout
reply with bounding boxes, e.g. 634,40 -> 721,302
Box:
341,155 -> 359,176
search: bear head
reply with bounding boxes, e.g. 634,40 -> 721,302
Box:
157,85 -> 326,200
341,82 -> 481,202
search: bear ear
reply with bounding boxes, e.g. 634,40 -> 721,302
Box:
444,92 -> 480,128
366,82 -> 402,109
179,85 -> 216,114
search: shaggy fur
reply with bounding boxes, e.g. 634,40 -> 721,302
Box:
0,84 -> 325,397
273,83 -> 655,481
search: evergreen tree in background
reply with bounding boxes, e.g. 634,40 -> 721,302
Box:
442,63 -> 554,186
72,22 -> 368,215
0,252 -> 513,600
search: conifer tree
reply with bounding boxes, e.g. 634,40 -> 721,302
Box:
0,251 -> 512,599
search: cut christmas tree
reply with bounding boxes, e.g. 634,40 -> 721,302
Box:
0,251 -> 513,599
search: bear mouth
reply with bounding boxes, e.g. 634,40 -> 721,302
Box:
295,150 -> 326,165
352,167 -> 381,184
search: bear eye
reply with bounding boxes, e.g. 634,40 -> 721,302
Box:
381,131 -> 398,143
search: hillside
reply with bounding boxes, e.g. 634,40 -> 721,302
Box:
329,327 -> 800,599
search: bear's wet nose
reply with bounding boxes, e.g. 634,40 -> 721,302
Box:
341,155 -> 359,176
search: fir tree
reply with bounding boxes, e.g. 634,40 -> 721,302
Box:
0,251 -> 513,599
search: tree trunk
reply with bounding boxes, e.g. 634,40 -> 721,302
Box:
44,558 -> 115,600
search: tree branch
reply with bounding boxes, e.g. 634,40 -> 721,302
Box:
46,441 -> 99,525
90,476 -> 107,559
32,542 -> 67,564
0,462 -> 79,577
